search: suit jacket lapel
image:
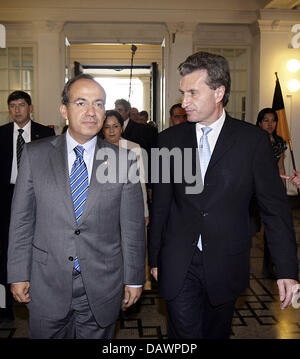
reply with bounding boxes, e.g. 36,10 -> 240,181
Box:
206,115 -> 236,175
79,136 -> 107,224
123,119 -> 132,139
7,122 -> 14,171
49,133 -> 77,224
31,121 -> 41,141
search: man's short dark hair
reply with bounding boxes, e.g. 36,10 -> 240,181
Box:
114,99 -> 131,112
139,110 -> 148,119
169,103 -> 183,117
61,73 -> 106,106
7,91 -> 32,106
178,51 -> 231,107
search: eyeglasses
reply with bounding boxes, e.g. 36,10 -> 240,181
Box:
70,100 -> 105,111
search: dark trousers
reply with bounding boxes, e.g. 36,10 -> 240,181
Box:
0,185 -> 15,317
166,249 -> 236,339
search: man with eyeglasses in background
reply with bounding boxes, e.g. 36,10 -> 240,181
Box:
7,74 -> 145,338
169,103 -> 187,126
0,91 -> 55,322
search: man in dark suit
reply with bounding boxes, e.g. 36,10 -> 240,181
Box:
7,75 -> 145,338
115,99 -> 152,150
0,91 -> 55,321
115,98 -> 157,195
149,52 -> 299,339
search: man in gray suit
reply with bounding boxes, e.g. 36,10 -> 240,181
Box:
7,74 -> 146,339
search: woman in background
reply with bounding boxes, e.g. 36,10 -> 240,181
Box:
101,110 -> 151,290
256,108 -> 287,181
255,107 -> 287,278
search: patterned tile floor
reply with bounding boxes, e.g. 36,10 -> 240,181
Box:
1,196 -> 300,339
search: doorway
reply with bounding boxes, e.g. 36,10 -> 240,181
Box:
69,43 -> 162,126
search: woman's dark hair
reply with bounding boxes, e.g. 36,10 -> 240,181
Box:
256,107 -> 279,135
104,110 -> 124,127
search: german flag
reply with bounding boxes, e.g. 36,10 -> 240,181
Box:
272,73 -> 291,146
272,73 -> 300,200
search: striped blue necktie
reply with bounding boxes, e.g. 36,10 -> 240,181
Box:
70,145 -> 89,273
197,126 -> 212,251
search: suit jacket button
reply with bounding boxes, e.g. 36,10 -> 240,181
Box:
68,256 -> 74,261
75,229 -> 80,235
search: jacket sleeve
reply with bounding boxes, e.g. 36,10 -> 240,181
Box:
7,144 -> 36,283
253,132 -> 298,280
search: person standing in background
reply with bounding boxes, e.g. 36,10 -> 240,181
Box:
255,107 -> 287,278
0,91 -> 55,322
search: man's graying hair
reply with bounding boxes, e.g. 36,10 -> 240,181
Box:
178,52 -> 231,107
61,73 -> 106,106
115,99 -> 131,112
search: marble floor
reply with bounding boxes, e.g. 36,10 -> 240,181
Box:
1,196 -> 300,340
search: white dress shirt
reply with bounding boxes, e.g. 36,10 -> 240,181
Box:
195,109 -> 226,155
66,130 -> 96,181
122,118 -> 130,132
119,138 -> 149,217
196,109 -> 226,251
10,121 -> 31,184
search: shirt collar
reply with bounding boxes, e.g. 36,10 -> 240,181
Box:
123,118 -> 130,130
196,109 -> 226,131
14,120 -> 31,135
66,129 -> 97,155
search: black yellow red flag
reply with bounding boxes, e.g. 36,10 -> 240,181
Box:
272,73 -> 300,199
272,73 -> 291,144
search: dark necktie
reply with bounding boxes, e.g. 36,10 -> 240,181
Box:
17,128 -> 25,169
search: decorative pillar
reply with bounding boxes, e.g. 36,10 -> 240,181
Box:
33,21 -> 65,131
165,22 -> 197,128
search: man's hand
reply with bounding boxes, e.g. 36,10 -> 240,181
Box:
277,279 -> 299,310
150,267 -> 158,281
11,282 -> 31,303
121,286 -> 142,311
280,170 -> 300,188
145,216 -> 150,227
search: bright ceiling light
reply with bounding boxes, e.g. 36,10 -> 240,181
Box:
286,59 -> 300,72
287,79 -> 300,92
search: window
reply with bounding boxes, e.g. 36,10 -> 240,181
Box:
196,47 -> 248,121
0,46 -> 34,125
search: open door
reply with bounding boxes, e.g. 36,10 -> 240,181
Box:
74,61 -> 84,76
151,62 -> 158,124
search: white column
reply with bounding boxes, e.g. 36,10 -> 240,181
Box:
33,21 -> 65,132
165,22 -> 197,129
